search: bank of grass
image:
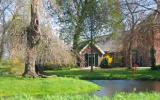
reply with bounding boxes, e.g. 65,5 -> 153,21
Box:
113,92 -> 160,100
0,77 -> 99,97
1,94 -> 106,100
45,68 -> 160,80
1,92 -> 160,100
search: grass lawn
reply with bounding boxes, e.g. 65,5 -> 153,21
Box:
0,77 -> 99,97
113,92 -> 160,100
1,94 -> 106,100
1,67 -> 160,100
1,92 -> 160,100
45,68 -> 160,80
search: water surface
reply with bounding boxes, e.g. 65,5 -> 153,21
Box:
91,80 -> 160,98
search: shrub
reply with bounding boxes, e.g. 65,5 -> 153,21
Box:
150,47 -> 156,69
100,58 -> 108,68
0,58 -> 24,76
152,65 -> 160,70
100,54 -> 113,68
105,55 -> 113,65
8,58 -> 24,75
156,65 -> 160,68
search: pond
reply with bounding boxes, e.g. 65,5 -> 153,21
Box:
91,80 -> 160,98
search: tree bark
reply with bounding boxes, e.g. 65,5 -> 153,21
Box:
73,25 -> 81,51
73,16 -> 83,52
23,0 -> 40,77
90,16 -> 94,72
90,44 -> 94,72
128,41 -> 133,69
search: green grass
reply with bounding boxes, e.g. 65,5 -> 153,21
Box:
113,92 -> 160,100
1,92 -> 160,100
1,94 -> 107,100
45,68 -> 160,80
0,77 -> 100,97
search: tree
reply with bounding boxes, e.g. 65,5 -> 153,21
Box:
120,0 -> 160,68
82,0 -> 122,71
47,0 -> 87,52
120,0 -> 150,69
0,0 -> 14,60
23,0 -> 41,77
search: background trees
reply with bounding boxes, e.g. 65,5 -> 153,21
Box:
0,0 -> 160,76
119,0 -> 159,68
0,0 -> 75,76
47,0 -> 124,70
0,0 -> 14,60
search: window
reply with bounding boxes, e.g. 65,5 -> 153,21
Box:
85,53 -> 99,67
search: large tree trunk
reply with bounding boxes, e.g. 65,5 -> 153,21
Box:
73,25 -> 81,51
90,16 -> 94,72
90,44 -> 94,72
23,0 -> 41,77
128,42 -> 132,69
73,16 -> 83,52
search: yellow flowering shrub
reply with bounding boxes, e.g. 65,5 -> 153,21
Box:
100,54 -> 113,68
104,54 -> 113,65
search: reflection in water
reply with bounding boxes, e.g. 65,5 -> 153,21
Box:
91,80 -> 160,98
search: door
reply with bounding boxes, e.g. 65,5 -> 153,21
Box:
88,54 -> 94,66
95,54 -> 98,66
87,53 -> 98,66
85,54 -> 88,67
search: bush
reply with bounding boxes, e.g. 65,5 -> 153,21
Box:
150,47 -> 156,69
152,65 -> 160,70
0,58 -> 24,76
100,58 -> 108,68
100,54 -> 113,68
156,65 -> 160,68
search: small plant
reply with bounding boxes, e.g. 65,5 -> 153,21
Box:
156,65 -> 160,67
150,47 -> 156,70
0,58 -> 24,76
100,54 -> 113,68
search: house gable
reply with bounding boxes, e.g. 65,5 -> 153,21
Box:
79,44 -> 105,55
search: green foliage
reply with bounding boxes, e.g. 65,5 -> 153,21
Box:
0,77 -> 99,97
152,65 -> 160,70
156,65 -> 160,68
56,0 -> 86,47
57,0 -> 124,47
107,0 -> 124,37
83,0 -> 97,17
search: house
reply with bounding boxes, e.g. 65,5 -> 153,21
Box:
79,35 -> 123,67
122,11 -> 160,67
79,43 -> 105,67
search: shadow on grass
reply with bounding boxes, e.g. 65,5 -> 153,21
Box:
45,68 -> 160,80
